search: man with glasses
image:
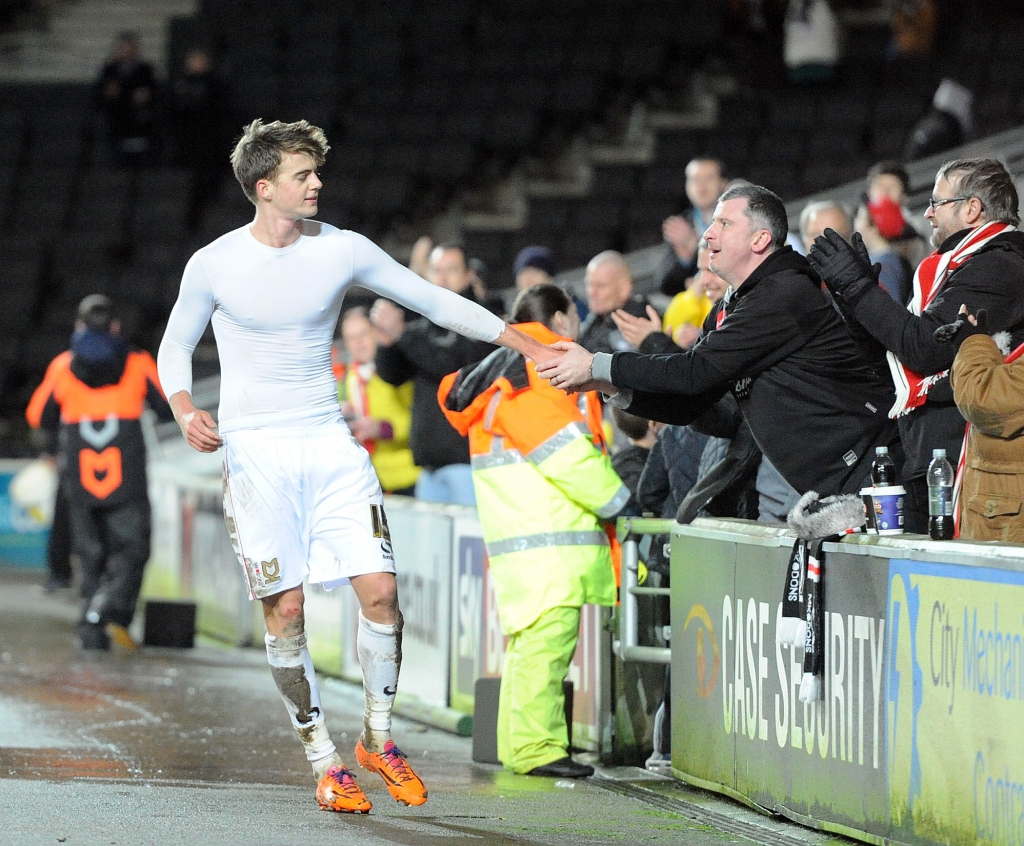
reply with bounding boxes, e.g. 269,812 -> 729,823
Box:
808,157 -> 1024,532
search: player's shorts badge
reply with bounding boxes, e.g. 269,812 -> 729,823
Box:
243,556 -> 282,593
370,504 -> 394,561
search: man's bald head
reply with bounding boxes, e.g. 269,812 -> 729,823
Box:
799,200 -> 852,251
585,250 -> 633,316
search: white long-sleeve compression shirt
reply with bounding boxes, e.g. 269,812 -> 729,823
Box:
157,221 -> 506,434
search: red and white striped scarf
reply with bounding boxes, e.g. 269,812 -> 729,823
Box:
887,221 -> 1015,418
953,338 -> 1024,536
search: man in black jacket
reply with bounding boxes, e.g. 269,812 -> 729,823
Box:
537,184 -> 898,498
371,243 -> 495,505
808,157 -> 1024,531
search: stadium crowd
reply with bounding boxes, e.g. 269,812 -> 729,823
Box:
330,153 -> 1021,547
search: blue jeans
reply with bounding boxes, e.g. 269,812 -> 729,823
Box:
414,464 -> 476,506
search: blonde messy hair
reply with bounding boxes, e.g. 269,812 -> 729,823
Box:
230,119 -> 330,205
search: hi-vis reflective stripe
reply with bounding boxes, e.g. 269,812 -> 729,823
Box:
486,530 -> 609,557
528,422 -> 590,464
484,391 -> 502,430
471,447 -> 527,470
472,422 -> 592,470
596,484 -> 631,519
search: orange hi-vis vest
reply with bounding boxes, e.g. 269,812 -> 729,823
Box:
26,349 -> 167,506
438,322 -> 629,632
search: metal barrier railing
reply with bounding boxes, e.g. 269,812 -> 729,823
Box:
614,517 -> 676,665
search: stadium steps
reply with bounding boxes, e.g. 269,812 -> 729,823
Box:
0,0 -> 196,82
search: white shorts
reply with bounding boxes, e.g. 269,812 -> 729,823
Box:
222,425 -> 396,600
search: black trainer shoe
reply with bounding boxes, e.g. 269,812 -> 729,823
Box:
527,757 -> 594,778
78,622 -> 110,651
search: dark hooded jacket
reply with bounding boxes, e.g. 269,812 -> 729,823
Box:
607,247 -> 899,496
26,330 -> 170,507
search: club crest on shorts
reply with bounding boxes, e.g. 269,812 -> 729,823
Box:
244,556 -> 282,591
370,504 -> 394,560
262,557 -> 282,583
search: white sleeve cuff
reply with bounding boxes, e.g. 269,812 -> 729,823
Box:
604,388 -> 633,408
591,352 -> 613,382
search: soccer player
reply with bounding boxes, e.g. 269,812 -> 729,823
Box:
157,119 -> 554,813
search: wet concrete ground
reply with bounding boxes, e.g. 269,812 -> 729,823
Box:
0,567 -> 851,846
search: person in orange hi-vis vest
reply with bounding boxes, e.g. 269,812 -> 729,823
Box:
26,295 -> 172,651
439,283 -> 630,779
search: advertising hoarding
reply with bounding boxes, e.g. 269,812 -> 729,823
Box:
887,558 -> 1024,846
671,520 -> 1024,846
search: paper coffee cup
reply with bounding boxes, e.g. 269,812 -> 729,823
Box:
869,485 -> 905,534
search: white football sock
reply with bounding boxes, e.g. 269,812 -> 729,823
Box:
357,610 -> 402,752
265,632 -> 341,777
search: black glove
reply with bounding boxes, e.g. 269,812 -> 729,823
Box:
933,308 -> 989,350
807,229 -> 880,307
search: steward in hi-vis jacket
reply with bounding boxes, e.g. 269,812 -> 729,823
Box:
438,284 -> 629,779
26,295 -> 171,650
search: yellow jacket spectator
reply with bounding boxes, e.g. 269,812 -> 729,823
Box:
662,285 -> 712,337
661,241 -> 723,349
339,307 -> 419,495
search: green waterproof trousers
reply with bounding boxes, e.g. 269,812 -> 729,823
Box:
496,604 -> 581,773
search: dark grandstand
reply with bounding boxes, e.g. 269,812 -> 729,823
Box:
1,0 -> 1023,456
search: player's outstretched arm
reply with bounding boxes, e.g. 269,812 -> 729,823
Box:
494,323 -> 563,364
169,390 -> 222,453
352,233 -> 564,362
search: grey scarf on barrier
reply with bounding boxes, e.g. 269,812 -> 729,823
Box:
777,491 -> 865,702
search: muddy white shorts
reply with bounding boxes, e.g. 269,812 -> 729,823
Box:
222,425 -> 396,600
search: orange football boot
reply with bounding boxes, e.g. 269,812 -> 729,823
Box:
105,622 -> 139,650
355,739 -> 428,806
315,765 -> 372,813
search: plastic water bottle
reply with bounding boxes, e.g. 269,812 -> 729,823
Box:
871,446 -> 896,487
927,448 -> 955,540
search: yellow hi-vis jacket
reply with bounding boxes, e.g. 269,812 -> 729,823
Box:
438,322 -> 629,635
340,364 -> 420,493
